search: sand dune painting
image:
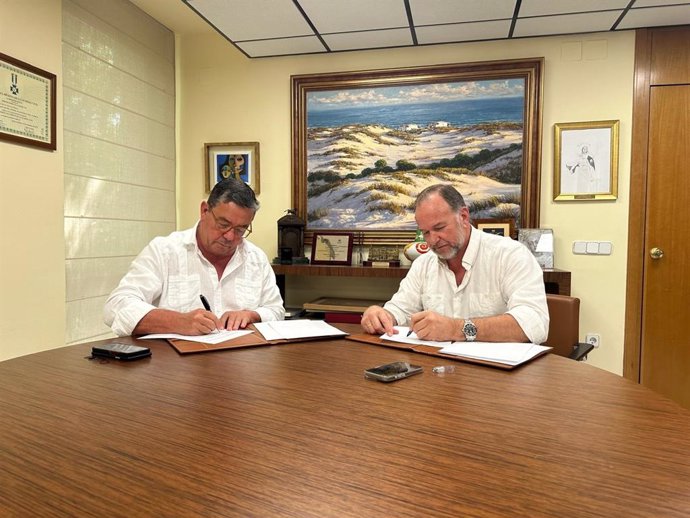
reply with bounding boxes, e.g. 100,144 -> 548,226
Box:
292,61 -> 543,242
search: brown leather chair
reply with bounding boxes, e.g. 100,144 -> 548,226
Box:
544,294 -> 594,361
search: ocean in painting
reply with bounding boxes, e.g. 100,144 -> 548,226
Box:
307,96 -> 523,128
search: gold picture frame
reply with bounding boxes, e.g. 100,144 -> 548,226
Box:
291,58 -> 544,246
554,120 -> 619,201
204,142 -> 260,194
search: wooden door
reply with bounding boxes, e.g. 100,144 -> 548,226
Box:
640,85 -> 690,408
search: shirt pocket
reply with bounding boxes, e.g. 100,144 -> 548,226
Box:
166,275 -> 200,311
235,277 -> 261,309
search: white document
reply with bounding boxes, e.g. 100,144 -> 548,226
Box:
379,326 -> 452,348
439,341 -> 551,366
254,319 -> 347,341
138,329 -> 253,344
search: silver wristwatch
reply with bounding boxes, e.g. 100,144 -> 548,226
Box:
462,319 -> 477,342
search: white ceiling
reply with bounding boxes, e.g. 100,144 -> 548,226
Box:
132,0 -> 690,58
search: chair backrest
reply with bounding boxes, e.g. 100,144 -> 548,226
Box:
544,294 -> 580,357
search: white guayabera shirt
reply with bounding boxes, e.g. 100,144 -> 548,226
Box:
104,224 -> 285,336
384,226 -> 549,344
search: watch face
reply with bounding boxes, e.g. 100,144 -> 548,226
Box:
463,321 -> 477,339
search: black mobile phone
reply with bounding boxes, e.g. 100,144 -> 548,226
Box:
91,342 -> 151,361
364,361 -> 423,382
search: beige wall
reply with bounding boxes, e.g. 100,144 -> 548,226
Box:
0,0 -> 634,375
178,31 -> 634,375
0,0 -> 65,360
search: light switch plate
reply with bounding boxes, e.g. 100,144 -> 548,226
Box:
586,242 -> 599,254
573,241 -> 587,254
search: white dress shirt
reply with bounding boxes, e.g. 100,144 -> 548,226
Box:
384,226 -> 549,344
104,224 -> 285,336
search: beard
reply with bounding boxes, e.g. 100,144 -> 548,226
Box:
430,225 -> 466,260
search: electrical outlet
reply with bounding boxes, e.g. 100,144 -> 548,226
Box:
586,333 -> 600,348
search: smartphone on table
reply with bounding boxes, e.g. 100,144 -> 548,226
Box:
91,342 -> 151,361
364,361 -> 423,382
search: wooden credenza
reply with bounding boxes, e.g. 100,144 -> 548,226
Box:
272,264 -> 571,302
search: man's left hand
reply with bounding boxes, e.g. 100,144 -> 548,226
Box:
221,310 -> 260,330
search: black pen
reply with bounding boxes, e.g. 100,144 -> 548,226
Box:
199,294 -> 212,311
406,328 -> 413,337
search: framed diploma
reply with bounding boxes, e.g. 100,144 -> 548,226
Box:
0,52 -> 56,150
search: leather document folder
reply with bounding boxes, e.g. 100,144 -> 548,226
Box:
167,321 -> 347,354
345,333 -> 550,370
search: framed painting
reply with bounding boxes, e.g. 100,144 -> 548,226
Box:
310,232 -> 354,265
204,142 -> 260,194
291,58 -> 543,246
553,120 -> 619,201
473,218 -> 515,239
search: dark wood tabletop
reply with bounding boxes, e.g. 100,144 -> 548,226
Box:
2,326 -> 690,517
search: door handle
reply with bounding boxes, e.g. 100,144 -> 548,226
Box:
650,247 -> 664,259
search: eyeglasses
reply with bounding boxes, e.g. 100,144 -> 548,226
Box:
208,207 -> 252,238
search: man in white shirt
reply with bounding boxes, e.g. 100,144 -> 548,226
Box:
104,178 -> 285,337
361,184 -> 548,344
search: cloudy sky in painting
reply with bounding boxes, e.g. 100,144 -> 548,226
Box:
308,79 -> 524,109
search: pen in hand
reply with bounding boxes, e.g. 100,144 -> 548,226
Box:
406,328 -> 413,337
199,294 -> 219,333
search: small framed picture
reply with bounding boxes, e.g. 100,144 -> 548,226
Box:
554,120 -> 619,201
518,228 -> 554,269
311,232 -> 354,265
204,142 -> 260,194
473,218 -> 515,238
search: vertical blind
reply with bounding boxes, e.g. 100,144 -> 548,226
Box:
63,0 -> 176,344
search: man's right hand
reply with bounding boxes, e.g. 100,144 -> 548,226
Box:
182,309 -> 222,335
133,308 -> 222,336
361,306 -> 397,336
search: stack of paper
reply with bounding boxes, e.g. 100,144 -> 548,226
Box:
380,327 -> 452,348
254,319 -> 347,341
139,329 -> 254,344
439,341 -> 551,367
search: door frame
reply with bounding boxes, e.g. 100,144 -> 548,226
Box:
623,29 -> 652,382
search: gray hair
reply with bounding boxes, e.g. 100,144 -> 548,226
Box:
208,178 -> 259,211
415,183 -> 466,212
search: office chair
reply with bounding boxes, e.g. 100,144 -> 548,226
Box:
544,294 -> 594,361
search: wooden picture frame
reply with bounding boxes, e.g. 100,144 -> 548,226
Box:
473,218 -> 515,238
553,120 -> 619,201
204,142 -> 260,194
0,52 -> 56,150
291,58 -> 543,246
310,232 -> 354,265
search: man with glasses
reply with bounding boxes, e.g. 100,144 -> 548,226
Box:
360,183 -> 548,344
104,178 -> 284,336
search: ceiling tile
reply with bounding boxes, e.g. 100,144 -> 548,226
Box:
323,28 -> 413,51
410,0 -> 516,26
186,0 -> 312,41
513,11 -> 622,38
237,36 -> 326,57
617,5 -> 690,29
519,0 -> 629,17
416,20 -> 512,44
633,0 -> 690,6
299,0 -> 408,33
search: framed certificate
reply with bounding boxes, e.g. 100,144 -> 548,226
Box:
310,232 -> 354,265
0,52 -> 56,150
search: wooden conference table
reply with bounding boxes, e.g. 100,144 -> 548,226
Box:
2,325 -> 690,517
